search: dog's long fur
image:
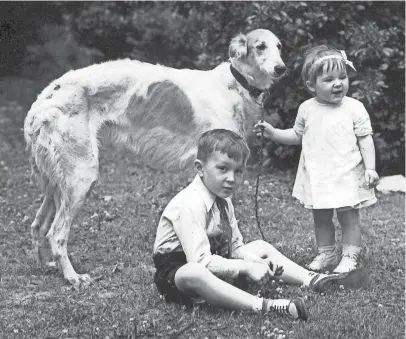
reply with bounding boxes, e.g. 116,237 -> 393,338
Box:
24,29 -> 285,287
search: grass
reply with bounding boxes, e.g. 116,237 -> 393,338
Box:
0,100 -> 404,339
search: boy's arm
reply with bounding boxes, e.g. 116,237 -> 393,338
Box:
173,205 -> 250,280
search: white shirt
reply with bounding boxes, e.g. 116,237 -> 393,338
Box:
153,175 -> 244,279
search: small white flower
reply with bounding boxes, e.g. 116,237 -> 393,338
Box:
339,285 -> 345,290
378,304 -> 383,308
62,329 -> 68,334
13,329 -> 18,333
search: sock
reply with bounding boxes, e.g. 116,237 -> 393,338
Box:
318,244 -> 336,254
342,244 -> 361,256
252,297 -> 264,313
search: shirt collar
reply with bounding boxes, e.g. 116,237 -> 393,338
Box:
191,175 -> 217,212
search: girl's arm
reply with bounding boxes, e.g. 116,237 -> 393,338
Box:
254,121 -> 302,145
357,134 -> 380,187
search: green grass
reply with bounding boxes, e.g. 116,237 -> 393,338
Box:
0,101 -> 404,339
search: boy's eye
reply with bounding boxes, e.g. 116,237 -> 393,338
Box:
217,166 -> 227,172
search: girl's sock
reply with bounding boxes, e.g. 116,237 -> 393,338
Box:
342,244 -> 361,256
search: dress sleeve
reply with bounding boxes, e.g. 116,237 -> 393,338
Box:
293,104 -> 306,136
353,101 -> 373,136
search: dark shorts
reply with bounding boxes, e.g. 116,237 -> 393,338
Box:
153,251 -> 194,308
153,251 -> 249,308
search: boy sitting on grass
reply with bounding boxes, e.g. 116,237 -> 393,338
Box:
153,129 -> 350,320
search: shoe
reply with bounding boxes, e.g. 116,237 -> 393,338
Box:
263,297 -> 308,321
333,252 -> 359,273
308,272 -> 349,293
306,251 -> 338,272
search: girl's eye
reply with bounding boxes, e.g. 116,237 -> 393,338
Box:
256,43 -> 266,51
340,74 -> 348,79
218,166 -> 227,172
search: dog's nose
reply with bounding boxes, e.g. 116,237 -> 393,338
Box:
274,65 -> 286,76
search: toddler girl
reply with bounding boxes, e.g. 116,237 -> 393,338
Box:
255,45 -> 379,273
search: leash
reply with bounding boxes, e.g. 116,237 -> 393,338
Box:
252,64 -> 300,242
254,90 -> 268,242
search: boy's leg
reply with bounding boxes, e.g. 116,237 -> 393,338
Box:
235,240 -> 345,292
174,262 -> 307,320
307,209 -> 338,271
334,209 -> 362,273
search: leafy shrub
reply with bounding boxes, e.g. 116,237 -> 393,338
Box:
7,1 -> 404,174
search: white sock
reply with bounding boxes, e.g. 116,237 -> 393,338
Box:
342,244 -> 361,256
318,244 -> 336,254
252,297 -> 264,313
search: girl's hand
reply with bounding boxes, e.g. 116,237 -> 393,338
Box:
253,121 -> 275,140
365,169 -> 380,188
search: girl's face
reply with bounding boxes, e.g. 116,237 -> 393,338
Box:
306,67 -> 349,105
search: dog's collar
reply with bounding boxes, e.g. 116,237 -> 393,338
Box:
230,65 -> 264,98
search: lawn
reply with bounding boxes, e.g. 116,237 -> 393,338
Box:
0,100 -> 404,339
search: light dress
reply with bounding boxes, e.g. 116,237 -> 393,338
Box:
292,96 -> 377,210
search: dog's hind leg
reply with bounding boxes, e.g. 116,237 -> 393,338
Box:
46,169 -> 97,288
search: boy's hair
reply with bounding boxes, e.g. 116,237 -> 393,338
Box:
197,129 -> 250,164
301,45 -> 347,86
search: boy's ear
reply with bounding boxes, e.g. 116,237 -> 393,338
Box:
306,80 -> 316,93
229,33 -> 248,59
194,159 -> 204,177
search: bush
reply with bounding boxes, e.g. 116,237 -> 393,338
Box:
10,1 -> 405,175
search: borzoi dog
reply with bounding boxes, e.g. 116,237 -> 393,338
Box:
24,29 -> 286,288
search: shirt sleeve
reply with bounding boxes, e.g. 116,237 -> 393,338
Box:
353,101 -> 373,137
293,103 -> 306,136
171,202 -> 241,279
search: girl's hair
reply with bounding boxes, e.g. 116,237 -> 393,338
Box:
301,45 -> 347,86
197,129 -> 250,164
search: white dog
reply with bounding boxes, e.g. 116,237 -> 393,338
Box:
24,29 -> 286,288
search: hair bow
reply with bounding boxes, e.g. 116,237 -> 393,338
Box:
339,50 -> 356,72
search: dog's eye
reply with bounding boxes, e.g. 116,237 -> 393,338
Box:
256,43 -> 266,51
277,42 -> 282,50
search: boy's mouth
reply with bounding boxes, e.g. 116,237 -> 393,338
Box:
332,89 -> 342,95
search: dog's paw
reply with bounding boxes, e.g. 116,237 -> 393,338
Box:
68,273 -> 92,289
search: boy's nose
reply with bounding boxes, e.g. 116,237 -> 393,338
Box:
226,172 -> 235,182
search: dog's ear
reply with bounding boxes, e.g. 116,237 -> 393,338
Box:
229,33 -> 248,59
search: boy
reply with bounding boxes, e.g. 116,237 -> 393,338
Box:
153,129 -> 348,320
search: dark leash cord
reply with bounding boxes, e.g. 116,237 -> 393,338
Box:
253,65 -> 300,242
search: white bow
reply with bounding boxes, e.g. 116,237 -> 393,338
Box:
339,50 -> 357,72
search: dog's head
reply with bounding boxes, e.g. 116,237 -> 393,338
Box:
229,29 -> 286,90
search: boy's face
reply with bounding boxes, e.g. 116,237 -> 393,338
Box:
195,151 -> 245,199
307,67 -> 349,105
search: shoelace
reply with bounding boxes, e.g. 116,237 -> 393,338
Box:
270,301 -> 292,315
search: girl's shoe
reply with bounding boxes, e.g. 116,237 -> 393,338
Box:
333,252 -> 359,273
306,251 -> 338,271
263,298 -> 308,321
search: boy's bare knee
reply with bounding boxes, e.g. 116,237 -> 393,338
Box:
175,263 -> 206,290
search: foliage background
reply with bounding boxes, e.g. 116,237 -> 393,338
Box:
1,1 -> 404,175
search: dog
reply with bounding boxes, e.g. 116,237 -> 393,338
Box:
24,28 -> 286,288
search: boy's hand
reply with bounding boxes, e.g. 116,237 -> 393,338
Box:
254,121 -> 275,140
365,169 -> 379,188
243,262 -> 273,287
